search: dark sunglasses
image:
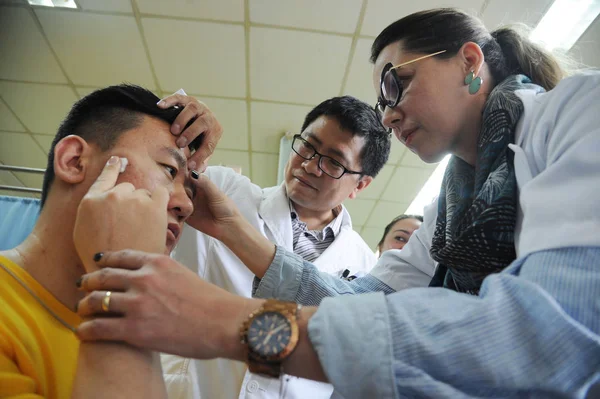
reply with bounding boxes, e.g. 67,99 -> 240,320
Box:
375,50 -> 447,121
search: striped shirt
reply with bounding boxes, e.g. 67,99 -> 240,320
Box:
254,246 -> 600,398
290,202 -> 343,263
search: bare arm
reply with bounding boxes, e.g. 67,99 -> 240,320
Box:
71,158 -> 170,398
77,251 -> 328,387
72,344 -> 166,399
221,216 -> 276,278
185,173 -> 277,278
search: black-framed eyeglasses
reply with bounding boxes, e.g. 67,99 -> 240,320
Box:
291,134 -> 363,179
375,50 -> 446,122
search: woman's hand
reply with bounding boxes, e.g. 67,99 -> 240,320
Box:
76,249 -> 261,361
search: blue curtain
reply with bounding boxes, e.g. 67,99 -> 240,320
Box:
0,195 -> 40,250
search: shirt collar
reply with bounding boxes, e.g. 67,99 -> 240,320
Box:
289,201 -> 343,238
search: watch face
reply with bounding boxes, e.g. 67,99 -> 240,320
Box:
247,311 -> 292,357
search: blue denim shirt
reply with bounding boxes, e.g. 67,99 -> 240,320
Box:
253,246 -> 600,398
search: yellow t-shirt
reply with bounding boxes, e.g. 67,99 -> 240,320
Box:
0,255 -> 81,398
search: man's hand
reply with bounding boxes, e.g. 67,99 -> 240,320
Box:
76,250 -> 262,361
185,172 -> 243,241
157,93 -> 223,172
73,156 -> 169,273
186,171 -> 277,278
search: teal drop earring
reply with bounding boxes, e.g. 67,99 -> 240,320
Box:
464,71 -> 482,94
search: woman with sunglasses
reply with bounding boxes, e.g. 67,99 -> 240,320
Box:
75,7 -> 600,399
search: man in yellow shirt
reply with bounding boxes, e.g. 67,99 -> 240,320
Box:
0,84 -> 217,398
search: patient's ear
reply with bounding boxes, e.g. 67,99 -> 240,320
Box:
53,135 -> 92,185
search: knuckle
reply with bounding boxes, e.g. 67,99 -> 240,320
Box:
185,101 -> 199,113
145,272 -> 161,290
128,294 -> 145,314
154,254 -> 171,269
80,194 -> 93,204
130,270 -> 145,286
207,141 -> 216,153
86,319 -> 112,340
95,268 -> 112,285
121,249 -> 135,259
79,320 -> 97,339
78,195 -> 95,211
91,291 -> 105,308
87,319 -> 103,336
142,254 -> 156,268
134,272 -> 154,289
105,190 -> 120,201
77,319 -> 100,341
163,94 -> 179,104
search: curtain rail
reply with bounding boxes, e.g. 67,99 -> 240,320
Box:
0,165 -> 46,174
0,185 -> 42,194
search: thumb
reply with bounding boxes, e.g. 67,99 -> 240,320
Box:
87,156 -> 124,195
190,172 -> 238,219
191,171 -> 223,202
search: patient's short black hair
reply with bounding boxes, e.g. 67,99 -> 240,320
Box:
41,84 -> 200,207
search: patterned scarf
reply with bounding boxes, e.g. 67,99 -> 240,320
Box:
429,75 -> 544,294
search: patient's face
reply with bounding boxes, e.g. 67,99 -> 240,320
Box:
96,115 -> 195,254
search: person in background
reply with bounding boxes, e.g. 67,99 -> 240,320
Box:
376,214 -> 423,255
165,95 -> 390,399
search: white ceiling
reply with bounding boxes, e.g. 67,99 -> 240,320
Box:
0,0 -> 598,249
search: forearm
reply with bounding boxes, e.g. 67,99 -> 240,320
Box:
221,216 -> 276,278
226,301 -> 327,382
254,245 -> 396,305
72,343 -> 166,399
307,247 -> 600,398
282,306 -> 327,382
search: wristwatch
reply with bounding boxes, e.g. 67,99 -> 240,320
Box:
240,299 -> 301,378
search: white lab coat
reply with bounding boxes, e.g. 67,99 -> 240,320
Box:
163,166 -> 377,399
372,71 -> 600,290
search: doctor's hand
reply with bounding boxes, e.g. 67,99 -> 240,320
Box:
186,171 -> 277,278
73,156 -> 169,273
157,93 -> 222,172
185,171 -> 245,241
76,249 -> 262,361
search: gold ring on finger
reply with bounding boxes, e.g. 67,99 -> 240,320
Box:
101,291 -> 112,313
